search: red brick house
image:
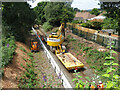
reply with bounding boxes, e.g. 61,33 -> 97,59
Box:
74,12 -> 96,22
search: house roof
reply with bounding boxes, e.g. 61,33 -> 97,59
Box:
75,12 -> 96,20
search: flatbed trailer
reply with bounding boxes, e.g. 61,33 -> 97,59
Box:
56,52 -> 84,70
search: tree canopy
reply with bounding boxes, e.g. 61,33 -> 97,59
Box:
100,2 -> 120,35
34,2 -> 75,26
90,8 -> 100,16
2,2 -> 36,42
102,18 -> 118,30
33,2 -> 47,24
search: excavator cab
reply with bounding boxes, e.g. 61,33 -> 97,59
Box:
31,39 -> 39,53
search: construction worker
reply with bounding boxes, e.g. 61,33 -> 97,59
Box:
90,81 -> 95,90
97,81 -> 104,90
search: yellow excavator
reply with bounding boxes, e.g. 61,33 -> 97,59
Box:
47,23 -> 66,52
47,23 -> 84,70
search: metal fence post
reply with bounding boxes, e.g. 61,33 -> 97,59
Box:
102,36 -> 104,46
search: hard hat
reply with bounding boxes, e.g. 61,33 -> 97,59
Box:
99,81 -> 102,84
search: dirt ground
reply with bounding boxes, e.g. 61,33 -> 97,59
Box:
2,33 -> 64,88
34,48 -> 63,88
65,32 -> 108,66
2,42 -> 31,88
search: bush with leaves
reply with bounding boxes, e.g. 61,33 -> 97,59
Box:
2,36 -> 16,67
81,19 -> 103,30
102,38 -> 120,89
2,2 -> 36,42
81,21 -> 92,28
72,72 -> 95,88
18,51 -> 39,88
44,2 -> 75,26
90,19 -> 103,30
101,18 -> 118,30
90,8 -> 101,16
72,20 -> 83,24
42,22 -> 53,32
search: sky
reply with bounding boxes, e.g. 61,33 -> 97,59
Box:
27,0 -> 100,10
71,0 -> 100,10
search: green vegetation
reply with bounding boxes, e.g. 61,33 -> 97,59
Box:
81,19 -> 103,30
101,40 -> 120,88
42,22 -> 53,32
72,72 -> 92,88
101,18 -> 118,30
33,2 -> 47,25
70,38 -> 76,41
2,2 -> 36,42
67,35 -> 119,88
34,2 -> 75,31
1,2 -> 36,84
72,20 -> 83,24
19,46 -> 27,53
69,34 -> 119,88
90,8 -> 101,16
18,62 -> 39,88
18,47 -> 39,88
100,2 -> 120,35
1,2 -> 36,70
2,36 -> 16,68
74,8 -> 80,12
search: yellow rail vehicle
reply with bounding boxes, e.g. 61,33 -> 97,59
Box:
47,33 -> 64,46
55,45 -> 84,70
47,23 -> 65,52
46,23 -> 84,70
56,53 -> 84,70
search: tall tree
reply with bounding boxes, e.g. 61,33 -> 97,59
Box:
2,2 -> 36,42
44,2 -> 75,26
33,2 -> 47,24
44,2 -> 64,26
90,8 -> 100,16
61,3 -> 75,24
100,2 -> 120,35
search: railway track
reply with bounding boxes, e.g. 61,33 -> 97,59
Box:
34,27 -> 98,87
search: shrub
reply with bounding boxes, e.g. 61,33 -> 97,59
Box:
42,22 -> 53,32
101,18 -> 118,30
2,36 -> 16,67
81,21 -> 92,28
19,47 -> 27,53
18,60 -> 39,88
90,19 -> 103,30
82,47 -> 92,51
81,19 -> 103,30
70,38 -> 76,41
67,35 -> 71,39
72,20 -> 83,24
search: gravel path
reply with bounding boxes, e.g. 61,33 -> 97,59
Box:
33,48 -> 64,88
